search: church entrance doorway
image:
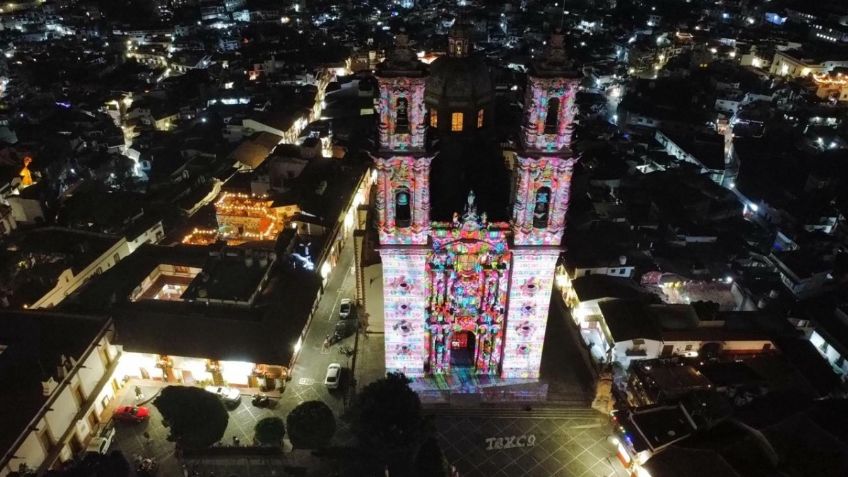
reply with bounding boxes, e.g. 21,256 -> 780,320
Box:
450,331 -> 476,368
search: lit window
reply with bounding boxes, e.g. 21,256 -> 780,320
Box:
430,110 -> 438,128
451,112 -> 463,132
477,109 -> 484,128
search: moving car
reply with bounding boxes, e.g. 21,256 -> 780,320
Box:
85,424 -> 116,454
113,405 -> 149,423
205,385 -> 242,407
324,363 -> 341,389
339,298 -> 353,320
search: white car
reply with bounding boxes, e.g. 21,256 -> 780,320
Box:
339,299 -> 353,320
204,385 -> 242,406
86,424 -> 116,455
324,363 -> 341,389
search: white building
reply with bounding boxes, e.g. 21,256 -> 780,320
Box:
0,313 -> 121,476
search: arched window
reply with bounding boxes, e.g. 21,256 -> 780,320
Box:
396,98 -> 409,133
430,110 -> 438,128
544,97 -> 560,134
395,187 -> 411,228
477,109 -> 484,128
532,186 -> 552,228
451,112 -> 464,132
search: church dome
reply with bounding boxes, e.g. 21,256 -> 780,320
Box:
425,22 -> 493,132
425,54 -> 493,109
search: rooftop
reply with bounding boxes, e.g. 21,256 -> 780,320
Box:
0,311 -> 107,458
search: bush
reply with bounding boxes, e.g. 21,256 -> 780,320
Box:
286,400 -> 336,449
254,417 -> 286,446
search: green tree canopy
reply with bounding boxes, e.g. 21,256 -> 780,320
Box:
350,373 -> 423,456
415,437 -> 450,477
153,386 -> 228,449
286,400 -> 336,449
254,416 -> 286,446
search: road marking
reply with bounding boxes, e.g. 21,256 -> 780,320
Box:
298,378 -> 315,386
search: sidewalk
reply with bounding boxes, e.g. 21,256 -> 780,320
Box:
351,331 -> 386,393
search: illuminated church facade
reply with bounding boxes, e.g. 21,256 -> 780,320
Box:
373,28 -> 580,379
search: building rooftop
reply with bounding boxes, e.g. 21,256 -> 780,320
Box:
64,244 -> 320,366
182,247 -> 274,304
0,311 -> 107,459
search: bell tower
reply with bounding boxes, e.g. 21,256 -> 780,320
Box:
502,32 -> 581,379
375,33 -> 433,376
374,32 -> 432,245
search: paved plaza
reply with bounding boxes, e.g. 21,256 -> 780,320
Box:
431,409 -> 628,477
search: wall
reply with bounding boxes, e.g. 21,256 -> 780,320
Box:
363,262 -> 384,332
613,339 -> 663,367
8,196 -> 44,223
501,251 -> 559,379
573,266 -> 635,279
127,221 -> 165,252
381,249 -> 429,377
32,237 -> 131,309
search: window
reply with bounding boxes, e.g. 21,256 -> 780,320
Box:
685,344 -> 693,351
451,112 -> 463,132
544,97 -> 560,134
395,188 -> 411,228
395,98 -> 409,133
430,110 -> 438,128
477,109 -> 484,128
532,186 -> 552,228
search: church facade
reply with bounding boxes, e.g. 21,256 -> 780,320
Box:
373,29 -> 580,379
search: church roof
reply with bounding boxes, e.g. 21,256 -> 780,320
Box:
425,54 -> 493,109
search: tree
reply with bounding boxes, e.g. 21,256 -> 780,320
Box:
415,437 -> 450,477
349,373 -> 423,471
153,386 -> 228,449
254,417 -> 286,446
286,400 -> 336,449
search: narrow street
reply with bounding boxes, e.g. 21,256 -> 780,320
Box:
271,233 -> 359,440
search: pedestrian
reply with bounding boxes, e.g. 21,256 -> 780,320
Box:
134,386 -> 143,400
232,435 -> 240,447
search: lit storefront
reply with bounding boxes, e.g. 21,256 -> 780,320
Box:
116,351 -> 287,388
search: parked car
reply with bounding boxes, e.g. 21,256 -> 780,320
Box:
339,298 -> 353,319
205,385 -> 242,407
113,405 -> 149,423
85,424 -> 116,454
324,363 -> 341,389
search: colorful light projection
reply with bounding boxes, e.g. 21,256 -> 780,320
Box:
512,155 -> 576,246
382,249 -> 430,376
424,218 -> 512,376
377,76 -> 427,152
501,251 -> 559,379
374,155 -> 432,245
521,76 -> 579,153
